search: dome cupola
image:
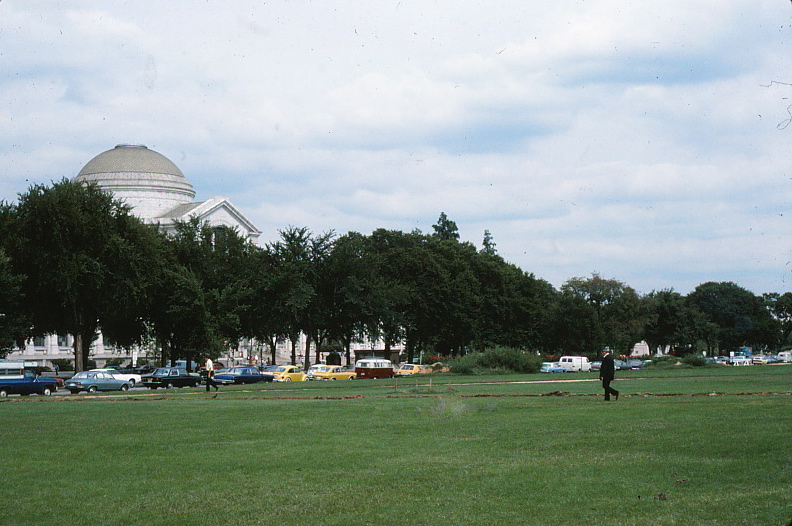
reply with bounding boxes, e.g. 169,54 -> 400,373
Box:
74,144 -> 195,219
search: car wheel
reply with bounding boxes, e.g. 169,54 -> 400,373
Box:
166,382 -> 174,389
120,384 -> 129,391
88,386 -> 98,393
284,378 -> 291,382
329,378 -> 336,381
42,386 -> 53,396
0,389 -> 9,398
128,379 -> 136,387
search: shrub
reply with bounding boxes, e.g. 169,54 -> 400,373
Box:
104,357 -> 128,367
51,359 -> 74,371
681,354 -> 708,367
448,347 -> 543,375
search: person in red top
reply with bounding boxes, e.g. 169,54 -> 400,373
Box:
599,350 -> 619,401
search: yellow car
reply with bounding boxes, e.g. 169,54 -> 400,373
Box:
270,365 -> 308,382
309,365 -> 356,381
395,363 -> 426,376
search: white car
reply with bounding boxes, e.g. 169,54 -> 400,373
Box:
90,368 -> 143,386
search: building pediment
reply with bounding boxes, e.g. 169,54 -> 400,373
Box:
153,196 -> 261,240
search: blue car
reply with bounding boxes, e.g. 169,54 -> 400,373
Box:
540,362 -> 566,373
65,371 -> 131,394
213,366 -> 274,385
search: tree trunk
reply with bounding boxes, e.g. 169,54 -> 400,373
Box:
74,333 -> 84,372
304,333 -> 312,370
290,336 -> 298,364
268,336 -> 277,365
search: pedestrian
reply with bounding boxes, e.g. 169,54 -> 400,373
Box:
205,356 -> 219,392
54,364 -> 60,377
599,350 -> 619,401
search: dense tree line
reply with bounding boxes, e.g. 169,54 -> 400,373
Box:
0,180 -> 788,369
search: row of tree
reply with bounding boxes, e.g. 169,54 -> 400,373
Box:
1,180 -> 790,370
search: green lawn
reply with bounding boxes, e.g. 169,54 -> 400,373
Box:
1,365 -> 790,526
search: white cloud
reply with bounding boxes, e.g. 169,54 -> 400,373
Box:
1,0 -> 790,295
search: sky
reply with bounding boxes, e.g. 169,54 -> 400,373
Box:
1,1 -> 790,296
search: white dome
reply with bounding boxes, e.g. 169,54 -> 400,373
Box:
74,144 -> 195,219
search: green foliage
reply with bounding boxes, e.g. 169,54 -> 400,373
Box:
681,354 -> 708,367
448,346 -> 543,374
103,357 -> 128,367
3,185 -> 792,371
6,179 -> 160,370
50,359 -> 74,371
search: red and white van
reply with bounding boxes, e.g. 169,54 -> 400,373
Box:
354,358 -> 394,379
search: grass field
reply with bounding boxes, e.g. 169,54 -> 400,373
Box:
1,365 -> 790,526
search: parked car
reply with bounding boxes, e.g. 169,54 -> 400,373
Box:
395,363 -> 426,376
141,367 -> 201,389
714,356 -> 729,364
751,356 -> 768,365
65,371 -> 131,394
590,361 -> 602,371
269,365 -> 308,382
198,363 -> 226,379
614,359 -> 633,370
90,368 -> 143,386
134,364 -> 157,374
309,365 -> 357,380
540,362 -> 566,373
213,366 -> 273,385
0,362 -> 59,397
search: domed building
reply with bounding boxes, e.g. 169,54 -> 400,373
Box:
74,144 -> 261,239
6,144 -> 265,369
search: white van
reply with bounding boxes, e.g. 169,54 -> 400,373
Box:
778,351 -> 792,363
558,356 -> 591,372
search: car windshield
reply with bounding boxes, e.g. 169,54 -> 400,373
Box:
272,366 -> 288,372
153,368 -> 170,375
72,372 -> 93,379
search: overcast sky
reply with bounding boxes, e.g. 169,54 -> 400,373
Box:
2,1 -> 790,295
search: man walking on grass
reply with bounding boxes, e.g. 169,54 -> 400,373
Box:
204,356 -> 219,393
599,350 -> 619,401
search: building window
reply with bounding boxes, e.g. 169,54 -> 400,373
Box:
57,335 -> 71,348
33,336 -> 46,347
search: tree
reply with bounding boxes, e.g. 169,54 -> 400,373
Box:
149,218 -> 259,369
0,247 -> 29,357
8,179 -> 159,371
432,212 -> 460,241
642,289 -> 685,354
560,274 -> 644,354
481,230 -> 497,255
763,292 -> 792,347
324,232 -> 375,364
267,227 -> 335,367
688,282 -> 779,353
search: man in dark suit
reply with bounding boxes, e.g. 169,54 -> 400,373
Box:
599,350 -> 619,401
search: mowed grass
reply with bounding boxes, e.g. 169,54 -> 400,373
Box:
1,366 -> 790,526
